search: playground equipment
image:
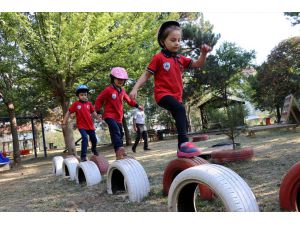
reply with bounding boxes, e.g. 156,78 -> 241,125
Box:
53,154 -> 108,187
279,161 -> 300,211
0,152 -> 10,172
162,157 -> 214,200
211,147 -> 254,163
192,134 -> 209,142
0,115 -> 48,158
168,164 -> 259,212
107,158 -> 150,202
246,94 -> 300,136
52,156 -> 64,176
76,161 -> 102,187
62,156 -> 79,181
90,154 -> 109,175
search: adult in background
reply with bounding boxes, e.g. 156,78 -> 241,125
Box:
132,106 -> 151,153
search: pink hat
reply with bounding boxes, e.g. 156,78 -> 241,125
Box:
111,67 -> 128,80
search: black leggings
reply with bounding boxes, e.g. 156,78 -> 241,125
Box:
157,95 -> 189,148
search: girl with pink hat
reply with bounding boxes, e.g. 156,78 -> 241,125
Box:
95,67 -> 143,160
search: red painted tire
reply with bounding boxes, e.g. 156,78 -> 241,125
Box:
192,135 -> 209,142
279,161 -> 300,211
90,154 -> 109,175
211,147 -> 254,163
162,157 -> 214,200
20,149 -> 30,155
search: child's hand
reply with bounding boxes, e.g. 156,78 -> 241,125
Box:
129,89 -> 138,100
138,105 -> 144,111
97,114 -> 102,122
201,44 -> 212,53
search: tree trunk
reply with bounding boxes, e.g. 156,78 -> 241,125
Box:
5,101 -> 21,163
122,116 -> 131,146
61,97 -> 76,156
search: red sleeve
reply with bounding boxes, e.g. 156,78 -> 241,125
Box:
68,102 -> 77,113
146,54 -> 160,75
95,88 -> 108,112
180,55 -> 193,69
124,91 -> 137,107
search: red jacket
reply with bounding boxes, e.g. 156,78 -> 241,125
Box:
95,85 -> 138,123
68,101 -> 95,130
146,51 -> 192,103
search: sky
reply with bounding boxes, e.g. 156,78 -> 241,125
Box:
203,12 -> 300,65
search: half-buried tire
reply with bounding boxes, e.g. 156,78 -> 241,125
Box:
76,161 -> 102,187
211,147 -> 254,163
279,161 -> 300,211
52,156 -> 64,176
162,157 -> 214,200
192,135 -> 209,142
62,156 -> 79,181
90,154 -> 109,175
107,158 -> 150,202
168,164 -> 259,212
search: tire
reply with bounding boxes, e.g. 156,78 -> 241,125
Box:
168,164 -> 259,212
211,147 -> 254,163
162,157 -> 213,201
52,156 -> 64,176
62,156 -> 79,181
76,161 -> 102,187
90,154 -> 109,175
107,158 -> 150,202
192,135 -> 209,142
279,161 -> 300,211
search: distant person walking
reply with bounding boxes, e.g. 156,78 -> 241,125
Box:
132,106 -> 151,153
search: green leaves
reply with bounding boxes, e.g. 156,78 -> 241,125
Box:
250,37 -> 300,116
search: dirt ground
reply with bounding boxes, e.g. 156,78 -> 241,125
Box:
1,128 -> 300,212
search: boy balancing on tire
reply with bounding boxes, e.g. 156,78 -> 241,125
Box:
62,85 -> 101,162
95,67 -> 143,160
129,21 -> 212,158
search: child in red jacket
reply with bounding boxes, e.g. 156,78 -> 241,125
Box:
130,21 -> 212,158
95,67 -> 143,160
63,85 -> 101,161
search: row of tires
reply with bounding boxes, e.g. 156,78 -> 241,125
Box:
52,155 -> 150,202
53,151 -> 300,211
53,154 -> 260,211
192,135 -> 255,163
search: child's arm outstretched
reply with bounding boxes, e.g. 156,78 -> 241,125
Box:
191,44 -> 212,68
129,71 -> 152,100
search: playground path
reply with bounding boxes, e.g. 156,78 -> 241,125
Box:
1,128 -> 300,212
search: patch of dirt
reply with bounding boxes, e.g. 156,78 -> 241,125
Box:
1,128 -> 300,212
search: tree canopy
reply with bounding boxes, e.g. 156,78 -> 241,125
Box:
248,36 -> 300,121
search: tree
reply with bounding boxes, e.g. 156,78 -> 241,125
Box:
2,12 -> 175,155
0,24 -> 24,163
249,37 -> 300,122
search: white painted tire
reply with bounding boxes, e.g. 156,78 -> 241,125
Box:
168,164 -> 259,212
107,158 -> 150,202
52,156 -> 64,176
76,161 -> 102,187
62,157 -> 79,181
